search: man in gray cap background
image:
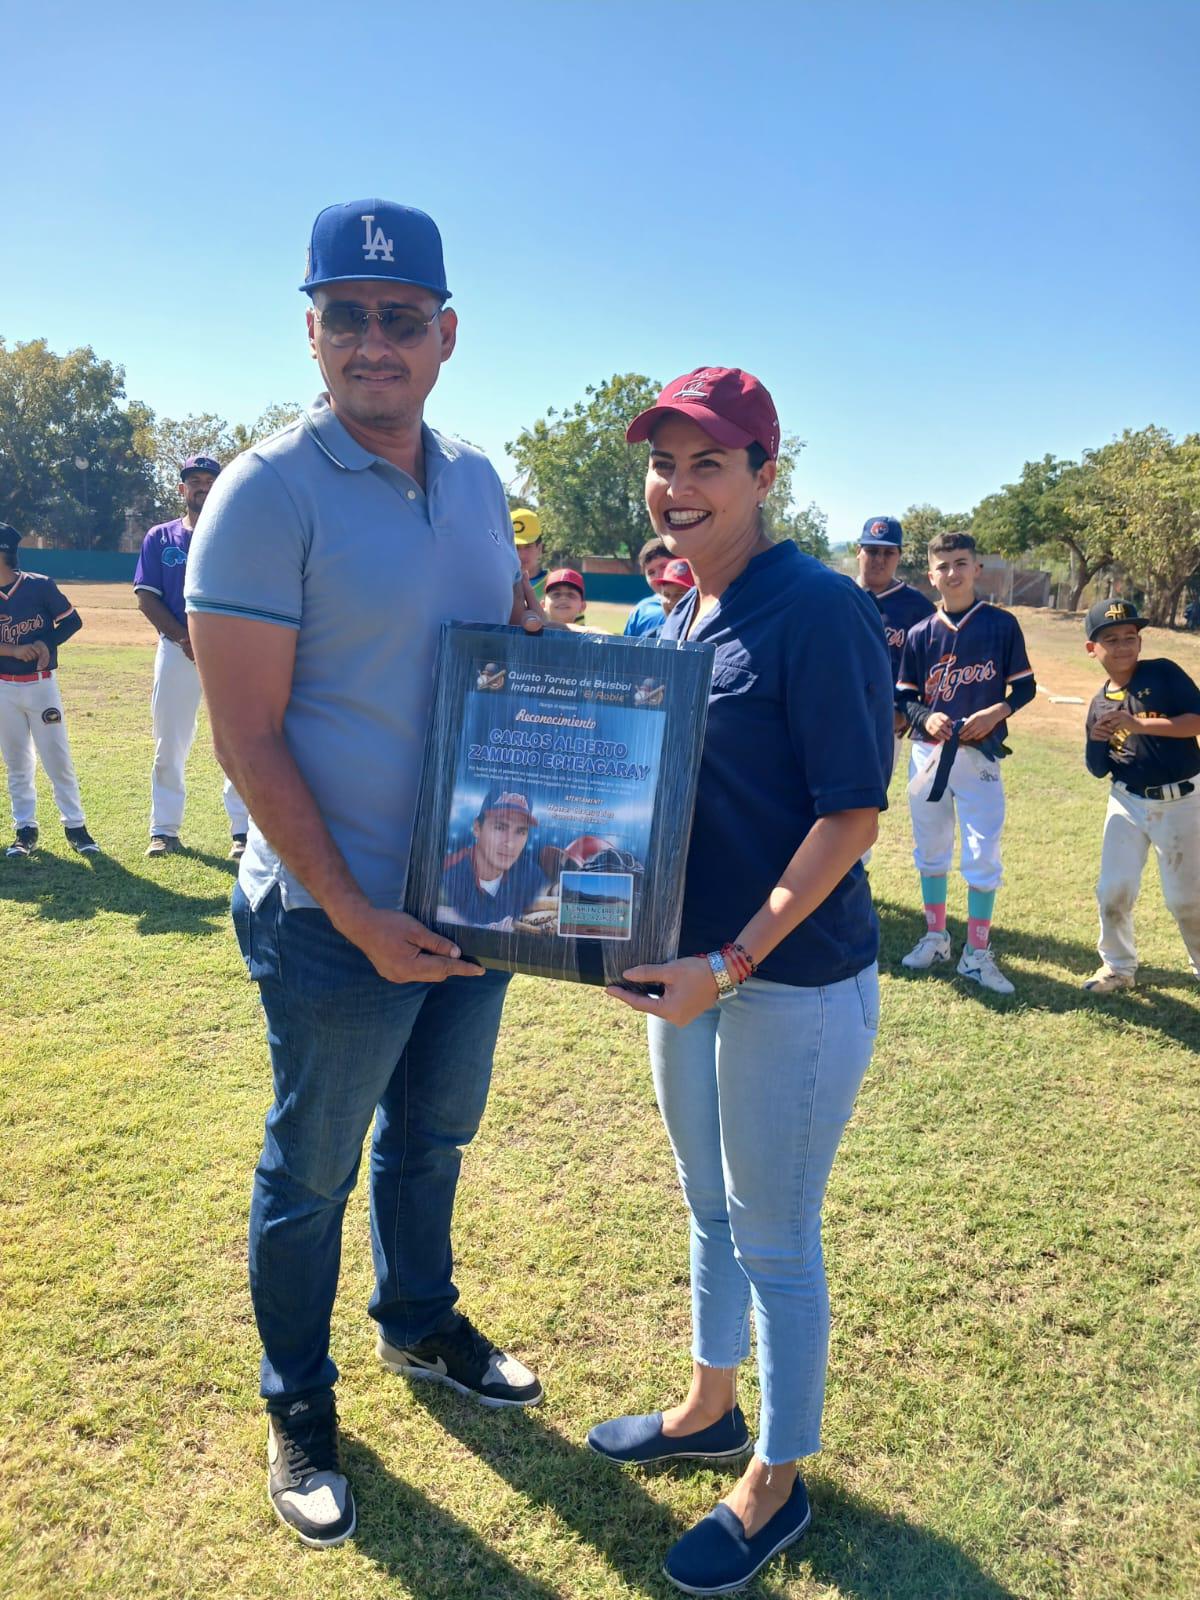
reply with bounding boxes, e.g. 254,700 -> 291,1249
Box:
186,199 -> 544,1547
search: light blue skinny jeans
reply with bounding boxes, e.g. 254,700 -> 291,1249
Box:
647,965 -> 879,1463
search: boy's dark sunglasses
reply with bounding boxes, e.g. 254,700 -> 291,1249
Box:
316,303 -> 441,349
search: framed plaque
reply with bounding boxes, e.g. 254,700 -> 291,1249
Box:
404,622 -> 714,986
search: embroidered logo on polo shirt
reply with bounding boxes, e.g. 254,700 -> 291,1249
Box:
361,214 -> 395,262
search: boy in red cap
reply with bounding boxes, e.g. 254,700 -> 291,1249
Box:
544,568 -> 593,632
658,559 -> 695,617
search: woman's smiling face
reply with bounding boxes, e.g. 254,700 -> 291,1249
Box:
644,415 -> 775,562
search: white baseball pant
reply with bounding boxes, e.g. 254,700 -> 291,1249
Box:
908,740 -> 1005,890
150,638 -> 248,838
1095,781 -> 1200,978
0,674 -> 85,829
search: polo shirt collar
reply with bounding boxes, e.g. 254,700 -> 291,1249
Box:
679,540 -> 798,633
304,394 -> 460,482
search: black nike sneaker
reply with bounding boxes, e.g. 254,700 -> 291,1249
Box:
6,826 -> 38,858
65,825 -> 99,854
266,1393 -> 356,1548
377,1312 -> 543,1408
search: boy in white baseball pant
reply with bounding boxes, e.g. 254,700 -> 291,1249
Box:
1081,598 -> 1200,992
0,675 -> 86,831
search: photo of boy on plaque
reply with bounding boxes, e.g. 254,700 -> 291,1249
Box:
406,623 -> 713,985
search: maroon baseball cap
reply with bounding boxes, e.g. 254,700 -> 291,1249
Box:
545,567 -> 585,597
626,367 -> 781,459
660,559 -> 695,589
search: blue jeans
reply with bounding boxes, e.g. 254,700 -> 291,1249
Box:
232,884 -> 512,1405
647,966 -> 878,1463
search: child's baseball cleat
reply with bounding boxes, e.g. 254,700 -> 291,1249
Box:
146,833 -> 183,857
6,826 -> 39,857
64,825 -> 99,854
1082,965 -> 1136,993
957,945 -> 1015,995
901,930 -> 951,969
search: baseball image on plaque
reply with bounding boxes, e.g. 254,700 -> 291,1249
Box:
405,622 -> 714,985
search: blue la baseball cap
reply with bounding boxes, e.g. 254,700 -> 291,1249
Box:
859,516 -> 903,548
300,199 -> 451,299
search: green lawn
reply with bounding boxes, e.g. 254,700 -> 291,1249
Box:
2,644 -> 1198,1599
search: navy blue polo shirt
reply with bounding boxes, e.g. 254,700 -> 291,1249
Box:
661,541 -> 892,988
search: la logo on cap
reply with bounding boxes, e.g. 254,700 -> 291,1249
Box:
361,213 -> 394,262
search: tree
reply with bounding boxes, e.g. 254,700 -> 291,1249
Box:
508,376 -> 825,562
145,403 -> 303,525
0,338 -> 155,550
762,437 -> 828,558
1080,428 -> 1200,624
901,503 -> 971,547
507,374 -> 661,561
971,455 -> 1110,611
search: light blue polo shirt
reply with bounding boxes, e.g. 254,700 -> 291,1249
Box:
185,394 -> 520,912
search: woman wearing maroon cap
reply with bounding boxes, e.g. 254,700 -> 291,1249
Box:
589,368 -> 894,1594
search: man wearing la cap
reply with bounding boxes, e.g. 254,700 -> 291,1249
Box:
133,455 -> 249,858
511,507 -> 548,601
186,199 -> 546,1549
0,522 -> 98,857
1081,598 -> 1200,992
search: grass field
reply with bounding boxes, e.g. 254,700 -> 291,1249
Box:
2,597 -> 1198,1600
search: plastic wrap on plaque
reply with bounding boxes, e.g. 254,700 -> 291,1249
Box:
405,623 -> 714,985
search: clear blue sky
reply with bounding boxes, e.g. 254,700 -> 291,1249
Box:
4,0 -> 1196,543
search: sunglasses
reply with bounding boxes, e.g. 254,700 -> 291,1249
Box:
315,303 -> 441,349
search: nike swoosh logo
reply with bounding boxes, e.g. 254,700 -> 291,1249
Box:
403,1353 -> 449,1376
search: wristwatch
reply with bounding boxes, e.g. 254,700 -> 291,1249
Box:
705,950 -> 738,1002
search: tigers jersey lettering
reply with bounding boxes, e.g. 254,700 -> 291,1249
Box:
0,572 -> 77,675
897,601 -> 1034,720
866,581 -> 936,678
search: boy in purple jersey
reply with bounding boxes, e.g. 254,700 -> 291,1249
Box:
134,455 -> 249,857
0,524 -> 98,856
855,516 -> 935,762
895,531 -> 1036,994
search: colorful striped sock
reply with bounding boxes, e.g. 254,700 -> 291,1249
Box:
920,875 -> 948,933
967,886 -> 996,950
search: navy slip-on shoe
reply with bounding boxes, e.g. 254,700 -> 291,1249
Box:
587,1406 -> 750,1465
662,1476 -> 812,1595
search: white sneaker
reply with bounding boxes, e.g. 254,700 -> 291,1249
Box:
957,945 -> 1015,995
901,930 -> 952,970
1082,966 -> 1135,994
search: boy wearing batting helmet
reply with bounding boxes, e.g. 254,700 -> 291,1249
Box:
0,524 -> 98,857
1081,599 -> 1200,992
